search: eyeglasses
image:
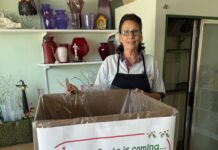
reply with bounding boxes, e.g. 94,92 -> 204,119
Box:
121,29 -> 141,36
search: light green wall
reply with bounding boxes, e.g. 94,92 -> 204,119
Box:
0,32 -> 44,106
0,0 -> 102,106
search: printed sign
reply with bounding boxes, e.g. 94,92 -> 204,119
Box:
36,116 -> 176,150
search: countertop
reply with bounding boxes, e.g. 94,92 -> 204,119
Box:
0,143 -> 33,150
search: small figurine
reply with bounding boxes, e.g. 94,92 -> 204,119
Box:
16,80 -> 29,118
72,43 -> 79,62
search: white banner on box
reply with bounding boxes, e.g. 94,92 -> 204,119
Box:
37,116 -> 176,150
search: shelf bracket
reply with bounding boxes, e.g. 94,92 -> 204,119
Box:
43,66 -> 51,93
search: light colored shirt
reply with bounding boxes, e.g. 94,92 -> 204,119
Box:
94,53 -> 165,94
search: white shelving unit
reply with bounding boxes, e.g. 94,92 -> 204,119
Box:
0,0 -> 118,94
0,29 -> 117,34
38,61 -> 103,67
36,29 -> 117,93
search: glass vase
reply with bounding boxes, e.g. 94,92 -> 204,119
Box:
40,4 -> 55,29
54,10 -> 69,29
71,12 -> 81,29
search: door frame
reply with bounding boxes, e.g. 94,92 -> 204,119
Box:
163,15 -> 218,150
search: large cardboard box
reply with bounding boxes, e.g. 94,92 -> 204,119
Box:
33,89 -> 178,150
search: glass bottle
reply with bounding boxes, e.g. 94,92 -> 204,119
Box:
98,0 -> 111,29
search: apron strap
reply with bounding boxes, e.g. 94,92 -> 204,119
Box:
141,52 -> 147,75
117,54 -> 120,73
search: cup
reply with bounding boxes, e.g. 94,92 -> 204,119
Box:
81,12 -> 95,29
56,46 -> 68,63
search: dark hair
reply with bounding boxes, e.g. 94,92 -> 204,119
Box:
116,13 -> 145,54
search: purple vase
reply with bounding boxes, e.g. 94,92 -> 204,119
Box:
40,4 -> 55,29
54,10 -> 68,29
40,4 -> 50,15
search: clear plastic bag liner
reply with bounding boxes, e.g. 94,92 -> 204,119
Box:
33,87 -> 178,128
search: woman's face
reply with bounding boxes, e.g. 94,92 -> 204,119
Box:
119,20 -> 142,52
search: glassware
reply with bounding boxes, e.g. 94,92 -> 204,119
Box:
71,37 -> 89,62
40,4 -> 55,29
71,12 -> 81,29
67,0 -> 85,29
42,36 -> 57,64
98,42 -> 109,60
81,12 -> 95,29
98,0 -> 111,29
54,10 -> 69,29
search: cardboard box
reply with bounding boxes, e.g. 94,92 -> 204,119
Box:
33,89 -> 178,150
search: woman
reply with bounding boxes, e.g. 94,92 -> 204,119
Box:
95,13 -> 165,100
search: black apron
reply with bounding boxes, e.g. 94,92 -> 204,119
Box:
111,54 -> 151,92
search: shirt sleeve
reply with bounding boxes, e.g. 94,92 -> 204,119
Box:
94,59 -> 109,85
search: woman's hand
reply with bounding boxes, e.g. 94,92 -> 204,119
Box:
134,88 -> 161,100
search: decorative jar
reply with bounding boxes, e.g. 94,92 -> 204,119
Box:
98,42 -> 109,60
